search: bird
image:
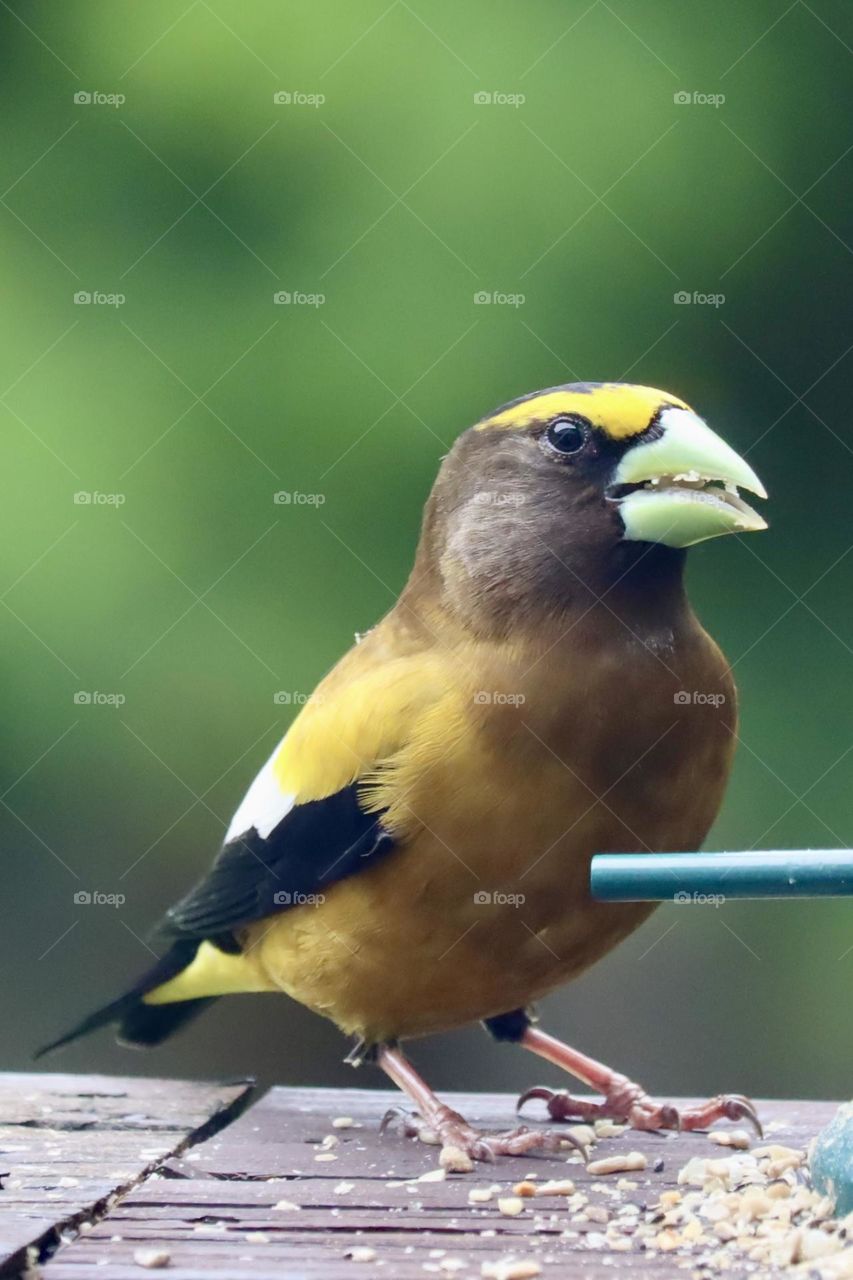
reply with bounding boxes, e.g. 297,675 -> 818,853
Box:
39,381 -> 768,1165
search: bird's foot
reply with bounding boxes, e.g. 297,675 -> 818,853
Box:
381,1103 -> 579,1167
518,1078 -> 762,1136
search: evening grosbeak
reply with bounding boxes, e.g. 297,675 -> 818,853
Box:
41,382 -> 768,1164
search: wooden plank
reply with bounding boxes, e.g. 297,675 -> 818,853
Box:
0,1073 -> 253,1278
41,1087 -> 841,1279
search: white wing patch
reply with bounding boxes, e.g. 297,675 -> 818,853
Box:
225,744 -> 295,843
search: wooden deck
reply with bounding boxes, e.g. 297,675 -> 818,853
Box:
0,1074 -> 839,1278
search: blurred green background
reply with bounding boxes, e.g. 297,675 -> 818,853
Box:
1,0 -> 851,1102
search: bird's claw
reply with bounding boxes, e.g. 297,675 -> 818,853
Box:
518,1082 -> 762,1137
380,1101 -> 582,1166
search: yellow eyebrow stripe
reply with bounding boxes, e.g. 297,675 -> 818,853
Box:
477,384 -> 691,441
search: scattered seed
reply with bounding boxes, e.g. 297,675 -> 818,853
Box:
535,1178 -> 575,1197
440,1145 -> 474,1174
709,1128 -> 751,1149
497,1196 -> 526,1217
594,1120 -> 626,1138
133,1250 -> 170,1270
334,1182 -> 355,1196
346,1246 -> 377,1262
588,1152 -> 647,1176
512,1181 -> 537,1197
481,1260 -> 541,1280
333,1116 -> 355,1128
273,1200 -> 301,1212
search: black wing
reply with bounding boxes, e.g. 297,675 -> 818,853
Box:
163,783 -> 395,944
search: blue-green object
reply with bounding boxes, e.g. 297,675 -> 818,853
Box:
811,1104 -> 853,1215
590,850 -> 853,902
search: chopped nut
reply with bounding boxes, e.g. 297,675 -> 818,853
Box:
333,1116 -> 355,1128
468,1187 -> 494,1204
334,1182 -> 355,1196
512,1180 -> 538,1197
654,1229 -> 681,1251
594,1120 -> 626,1138
481,1261 -> 542,1280
497,1196 -> 526,1217
535,1178 -> 575,1197
346,1246 -> 377,1262
419,1168 -> 446,1183
273,1200 -> 301,1212
709,1128 -> 751,1149
133,1250 -> 170,1270
587,1151 -> 647,1176
440,1145 -> 474,1173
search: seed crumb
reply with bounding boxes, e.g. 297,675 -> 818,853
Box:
587,1152 -> 647,1176
512,1180 -> 538,1197
346,1246 -> 377,1262
481,1260 -> 541,1280
133,1250 -> 170,1270
497,1196 -> 526,1217
709,1128 -> 752,1149
440,1145 -> 474,1173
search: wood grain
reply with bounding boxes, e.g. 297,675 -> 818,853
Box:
5,1081 -> 833,1280
0,1072 -> 252,1278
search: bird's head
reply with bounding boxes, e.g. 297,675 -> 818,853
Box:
414,382 -> 767,632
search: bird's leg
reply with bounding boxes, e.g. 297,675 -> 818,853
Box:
517,1027 -> 761,1135
376,1044 -> 579,1166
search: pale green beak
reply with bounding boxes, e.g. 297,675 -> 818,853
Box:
613,407 -> 768,548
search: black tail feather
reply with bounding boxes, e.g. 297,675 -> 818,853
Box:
35,938 -> 217,1057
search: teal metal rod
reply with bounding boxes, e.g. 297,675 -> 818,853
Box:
590,850 -> 853,902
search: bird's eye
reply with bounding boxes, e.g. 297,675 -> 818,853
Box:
545,416 -> 589,456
